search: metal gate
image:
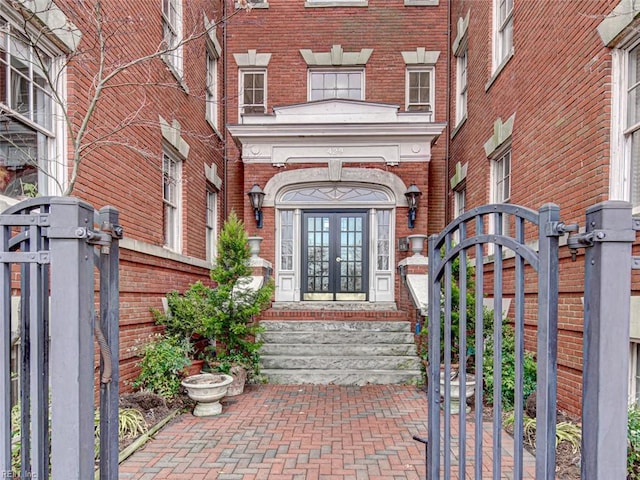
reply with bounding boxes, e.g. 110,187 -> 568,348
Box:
0,197 -> 122,479
425,201 -> 634,479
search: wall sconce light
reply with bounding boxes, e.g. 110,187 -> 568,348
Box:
247,184 -> 265,229
404,184 -> 422,229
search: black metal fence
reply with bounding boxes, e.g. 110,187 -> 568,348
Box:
0,197 -> 121,480
426,201 -> 634,479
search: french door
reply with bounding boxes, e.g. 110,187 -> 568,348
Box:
302,211 -> 368,301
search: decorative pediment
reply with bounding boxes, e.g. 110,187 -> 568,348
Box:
227,99 -> 446,167
270,99 -> 401,124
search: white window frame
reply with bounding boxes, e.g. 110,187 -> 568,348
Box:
455,48 -> 468,125
0,14 -> 65,200
491,149 -> 511,205
305,0 -> 368,6
405,67 -> 434,113
206,49 -> 219,130
454,187 -> 466,219
162,0 -> 183,80
492,0 -> 513,72
206,188 -> 218,262
490,148 -> 511,237
308,69 -> 364,101
163,150 -> 182,252
610,42 -> 640,214
239,69 -> 267,115
631,342 -> 640,405
453,187 -> 465,244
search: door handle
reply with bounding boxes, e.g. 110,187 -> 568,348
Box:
336,257 -> 342,263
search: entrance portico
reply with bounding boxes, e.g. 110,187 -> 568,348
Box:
228,99 -> 445,304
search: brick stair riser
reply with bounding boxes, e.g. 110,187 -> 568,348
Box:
259,320 -> 411,332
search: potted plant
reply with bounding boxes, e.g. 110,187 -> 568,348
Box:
199,212 -> 274,394
420,255 -> 491,413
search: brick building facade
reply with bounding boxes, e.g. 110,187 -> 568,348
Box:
447,0 -> 638,415
0,0 -> 228,389
5,0 -> 640,415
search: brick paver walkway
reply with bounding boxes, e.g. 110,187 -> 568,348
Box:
118,384 -> 535,479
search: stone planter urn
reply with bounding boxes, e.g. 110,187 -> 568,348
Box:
247,236 -> 263,259
407,234 -> 428,257
439,371 -> 476,414
182,373 -> 233,416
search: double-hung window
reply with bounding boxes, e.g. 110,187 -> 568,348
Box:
206,50 -> 219,129
240,70 -> 266,114
406,68 -> 433,112
309,70 -> 363,101
616,43 -> 640,210
490,149 -> 511,235
456,49 -> 468,124
0,16 -> 59,199
493,0 -> 513,70
206,188 -> 218,262
163,151 -> 182,252
162,0 -> 183,79
454,188 -> 466,219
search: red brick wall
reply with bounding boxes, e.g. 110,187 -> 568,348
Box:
449,0 -> 619,416
225,0 -> 449,235
52,0 -> 226,390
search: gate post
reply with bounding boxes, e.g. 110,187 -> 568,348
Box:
536,203 -> 561,479
581,201 -> 633,479
48,197 -> 96,479
98,206 -> 121,480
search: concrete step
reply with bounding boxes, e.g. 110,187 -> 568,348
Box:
258,319 -> 422,386
259,343 -> 417,357
259,331 -> 415,345
261,369 -> 422,386
261,355 -> 422,371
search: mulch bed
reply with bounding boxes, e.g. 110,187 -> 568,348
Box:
117,391 -> 194,451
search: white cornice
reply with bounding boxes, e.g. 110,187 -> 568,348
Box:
228,122 -> 446,139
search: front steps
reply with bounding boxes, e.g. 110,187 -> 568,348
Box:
258,319 -> 423,385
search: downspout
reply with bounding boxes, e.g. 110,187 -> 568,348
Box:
222,0 -> 228,218
444,0 -> 452,226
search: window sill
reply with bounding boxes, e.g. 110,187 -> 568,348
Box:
451,115 -> 467,139
404,0 -> 439,5
485,49 -> 514,92
305,1 -> 368,7
236,1 -> 269,8
162,56 -> 189,94
206,118 -> 224,140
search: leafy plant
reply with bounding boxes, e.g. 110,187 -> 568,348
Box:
201,212 -> 274,375
483,320 -> 537,410
94,407 -> 149,459
153,281 -> 212,341
417,260 -> 491,374
131,334 -> 192,399
505,412 -> 581,453
11,403 -> 20,472
118,408 -> 148,439
629,404 -> 640,479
